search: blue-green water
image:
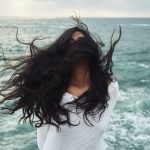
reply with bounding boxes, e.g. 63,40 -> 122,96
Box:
0,17 -> 150,150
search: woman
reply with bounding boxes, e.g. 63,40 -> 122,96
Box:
0,16 -> 121,150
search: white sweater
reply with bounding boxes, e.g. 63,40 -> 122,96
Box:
36,80 -> 120,150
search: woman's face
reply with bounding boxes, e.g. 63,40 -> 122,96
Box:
71,31 -> 89,68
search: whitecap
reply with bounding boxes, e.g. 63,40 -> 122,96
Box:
138,63 -> 149,68
131,24 -> 150,27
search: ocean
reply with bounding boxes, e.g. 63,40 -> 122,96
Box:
0,17 -> 150,150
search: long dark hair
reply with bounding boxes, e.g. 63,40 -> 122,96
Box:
0,16 -> 121,131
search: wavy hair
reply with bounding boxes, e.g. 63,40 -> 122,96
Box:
0,16 -> 121,131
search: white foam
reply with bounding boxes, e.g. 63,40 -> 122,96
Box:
131,24 -> 150,27
138,63 -> 149,68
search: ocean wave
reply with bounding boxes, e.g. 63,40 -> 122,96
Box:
131,24 -> 150,27
138,63 -> 149,69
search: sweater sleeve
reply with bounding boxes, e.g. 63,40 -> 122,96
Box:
34,108 -> 50,150
37,123 -> 50,150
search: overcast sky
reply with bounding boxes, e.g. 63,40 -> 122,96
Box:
0,0 -> 150,18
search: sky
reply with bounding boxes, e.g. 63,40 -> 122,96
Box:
0,0 -> 150,18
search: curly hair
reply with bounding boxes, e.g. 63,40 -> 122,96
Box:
0,15 -> 121,132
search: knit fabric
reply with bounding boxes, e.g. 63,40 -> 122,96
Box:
37,80 -> 120,150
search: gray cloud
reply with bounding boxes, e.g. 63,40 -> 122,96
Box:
0,0 -> 149,17
34,0 -> 150,15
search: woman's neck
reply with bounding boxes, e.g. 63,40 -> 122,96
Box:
69,60 -> 91,88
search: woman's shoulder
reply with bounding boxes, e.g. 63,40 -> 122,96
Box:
108,78 -> 120,99
108,78 -> 119,88
105,78 -> 120,112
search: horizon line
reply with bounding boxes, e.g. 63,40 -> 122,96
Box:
0,16 -> 150,19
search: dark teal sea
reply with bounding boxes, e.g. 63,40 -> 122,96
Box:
0,17 -> 150,150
